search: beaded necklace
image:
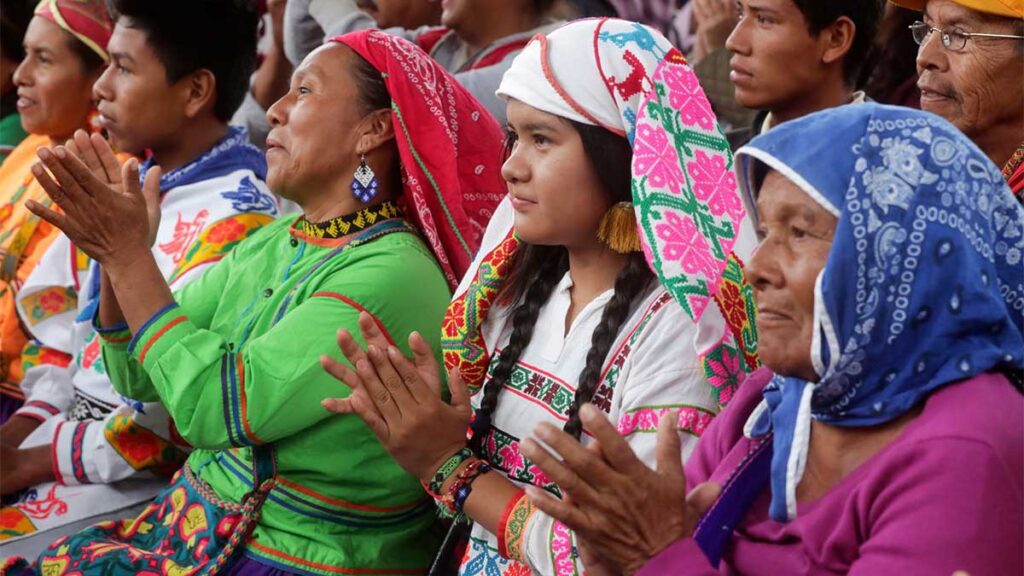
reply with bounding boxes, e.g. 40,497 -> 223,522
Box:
298,200 -> 403,239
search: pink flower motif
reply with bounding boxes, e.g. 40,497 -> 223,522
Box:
633,123 -> 685,195
661,64 -> 714,131
499,444 -> 526,476
655,211 -> 718,280
551,522 -> 576,576
687,150 -> 742,220
706,346 -> 741,405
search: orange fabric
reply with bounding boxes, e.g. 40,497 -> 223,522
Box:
0,134 -> 60,398
890,0 -> 1023,18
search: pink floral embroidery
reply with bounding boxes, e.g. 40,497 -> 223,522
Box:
498,443 -> 526,478
617,406 -> 715,436
687,151 -> 742,220
550,521 -> 576,576
686,293 -> 711,319
705,346 -> 741,405
633,124 -> 685,195
661,63 -> 714,131
655,211 -> 718,280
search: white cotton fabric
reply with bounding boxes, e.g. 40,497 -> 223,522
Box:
496,22 -> 625,133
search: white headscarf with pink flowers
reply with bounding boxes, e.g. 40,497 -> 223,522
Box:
494,18 -> 760,405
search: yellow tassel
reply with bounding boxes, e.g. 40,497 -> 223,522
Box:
597,202 -> 641,254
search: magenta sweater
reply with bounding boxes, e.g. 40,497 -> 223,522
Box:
639,368 -> 1023,575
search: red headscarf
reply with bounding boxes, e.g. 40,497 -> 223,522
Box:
330,30 -> 507,288
34,0 -> 114,62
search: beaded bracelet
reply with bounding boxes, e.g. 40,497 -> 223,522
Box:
452,460 -> 492,513
435,458 -> 492,516
427,447 -> 474,495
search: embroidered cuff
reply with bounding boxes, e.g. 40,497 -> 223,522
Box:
498,490 -> 536,561
14,400 -> 62,423
52,420 -> 100,485
91,307 -> 131,345
128,303 -> 194,370
617,405 -> 717,438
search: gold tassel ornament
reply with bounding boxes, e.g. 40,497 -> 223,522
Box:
597,202 -> 642,254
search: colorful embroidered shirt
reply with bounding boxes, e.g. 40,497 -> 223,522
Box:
4,128 -> 278,543
0,134 -> 63,402
98,216 -> 452,574
452,203 -> 723,576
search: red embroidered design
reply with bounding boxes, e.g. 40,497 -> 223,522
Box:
81,335 -> 101,370
159,209 -> 209,264
16,485 -> 69,520
606,50 -> 648,101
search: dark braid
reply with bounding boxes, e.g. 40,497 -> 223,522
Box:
563,253 -> 652,439
470,246 -> 568,451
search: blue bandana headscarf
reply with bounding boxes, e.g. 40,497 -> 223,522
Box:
735,103 -> 1024,523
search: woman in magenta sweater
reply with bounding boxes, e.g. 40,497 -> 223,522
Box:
518,103 -> 1024,575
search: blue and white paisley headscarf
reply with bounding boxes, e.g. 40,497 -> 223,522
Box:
736,103 -> 1024,523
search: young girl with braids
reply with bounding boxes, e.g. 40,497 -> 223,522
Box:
322,18 -> 759,576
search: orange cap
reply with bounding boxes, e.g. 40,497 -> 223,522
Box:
890,0 -> 1024,18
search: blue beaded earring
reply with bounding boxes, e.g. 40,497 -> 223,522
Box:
350,153 -> 378,203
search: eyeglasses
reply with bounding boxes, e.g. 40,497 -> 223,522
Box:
909,21 -> 1024,52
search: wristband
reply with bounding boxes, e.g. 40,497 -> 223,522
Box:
427,447 -> 473,496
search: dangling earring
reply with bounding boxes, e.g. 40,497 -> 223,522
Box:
597,201 -> 641,253
350,153 -> 379,204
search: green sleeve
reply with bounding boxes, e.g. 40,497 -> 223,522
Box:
98,321 -> 155,401
121,242 -> 450,450
99,249 -> 236,402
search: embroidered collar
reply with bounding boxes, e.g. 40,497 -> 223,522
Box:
298,200 -> 403,240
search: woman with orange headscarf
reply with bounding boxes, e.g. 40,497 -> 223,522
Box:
0,0 -> 113,430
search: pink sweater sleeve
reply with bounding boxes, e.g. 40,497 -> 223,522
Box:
848,436 -> 1022,576
637,537 -> 717,575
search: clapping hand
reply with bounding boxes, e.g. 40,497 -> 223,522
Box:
26,130 -> 162,268
519,404 -> 722,575
321,313 -> 472,483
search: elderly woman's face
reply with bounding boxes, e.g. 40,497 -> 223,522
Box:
265,44 -> 368,200
916,0 -> 1024,140
746,170 -> 837,382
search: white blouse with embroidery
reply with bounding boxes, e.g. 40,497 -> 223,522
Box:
458,201 -> 722,576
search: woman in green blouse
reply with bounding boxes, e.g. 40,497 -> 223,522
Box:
12,30 -> 507,575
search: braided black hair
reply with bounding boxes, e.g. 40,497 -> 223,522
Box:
470,120 -> 653,449
563,251 -> 651,438
469,245 -> 569,450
